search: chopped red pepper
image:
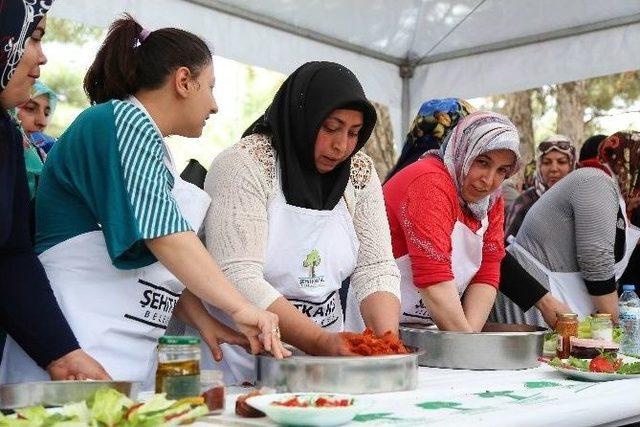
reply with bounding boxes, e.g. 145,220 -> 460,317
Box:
342,328 -> 408,356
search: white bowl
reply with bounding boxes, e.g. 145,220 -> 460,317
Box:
245,393 -> 358,426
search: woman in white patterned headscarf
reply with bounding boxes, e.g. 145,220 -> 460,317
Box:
504,134 -> 576,239
384,111 -> 521,331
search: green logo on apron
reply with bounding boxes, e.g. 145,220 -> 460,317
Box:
303,249 -> 322,278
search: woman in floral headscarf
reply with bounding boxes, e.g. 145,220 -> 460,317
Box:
385,98 -> 475,181
499,131 -> 640,327
504,134 -> 576,239
384,111 -> 521,331
0,0 -> 108,379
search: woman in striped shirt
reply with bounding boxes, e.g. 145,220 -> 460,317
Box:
499,132 -> 640,327
0,15 -> 289,387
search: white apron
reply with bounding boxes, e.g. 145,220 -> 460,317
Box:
0,141 -> 210,389
376,217 -> 489,326
190,168 -> 359,384
507,197 -> 640,326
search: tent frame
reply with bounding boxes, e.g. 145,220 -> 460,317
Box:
185,0 -> 640,135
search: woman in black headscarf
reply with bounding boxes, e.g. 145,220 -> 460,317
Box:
195,61 -> 401,383
0,0 -> 108,379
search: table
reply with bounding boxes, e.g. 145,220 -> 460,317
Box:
194,363 -> 640,426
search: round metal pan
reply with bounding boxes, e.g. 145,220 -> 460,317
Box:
399,322 -> 546,370
0,380 -> 139,410
256,346 -> 422,394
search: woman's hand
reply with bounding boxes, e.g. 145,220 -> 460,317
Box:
198,316 -> 251,361
231,306 -> 291,359
47,349 -> 111,381
312,332 -> 357,356
535,293 -> 572,328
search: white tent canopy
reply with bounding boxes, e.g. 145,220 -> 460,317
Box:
51,0 -> 640,146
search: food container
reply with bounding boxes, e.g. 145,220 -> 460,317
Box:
256,346 -> 421,394
156,335 -> 201,399
0,380 -> 139,410
399,322 -> 546,370
200,370 -> 225,415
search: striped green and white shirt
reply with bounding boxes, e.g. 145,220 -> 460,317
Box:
36,99 -> 191,269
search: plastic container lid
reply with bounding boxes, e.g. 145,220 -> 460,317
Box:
622,284 -> 637,291
158,336 -> 201,345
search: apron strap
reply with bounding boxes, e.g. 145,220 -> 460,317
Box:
506,237 -> 553,276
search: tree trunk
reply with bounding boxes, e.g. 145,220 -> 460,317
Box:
501,90 -> 535,186
556,81 -> 587,151
363,102 -> 396,180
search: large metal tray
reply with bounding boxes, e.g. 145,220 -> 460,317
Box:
256,346 -> 421,394
399,322 -> 546,370
0,381 -> 139,410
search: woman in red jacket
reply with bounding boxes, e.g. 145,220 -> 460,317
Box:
384,111 -> 521,332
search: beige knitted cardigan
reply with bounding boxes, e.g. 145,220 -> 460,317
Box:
203,133 -> 401,310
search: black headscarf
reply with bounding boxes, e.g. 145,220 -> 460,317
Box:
0,0 -> 54,90
1,0 -> 54,158
243,61 -> 376,210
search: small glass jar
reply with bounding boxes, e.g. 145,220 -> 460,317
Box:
201,370 -> 225,415
555,313 -> 578,358
156,336 -> 201,399
591,313 -> 614,342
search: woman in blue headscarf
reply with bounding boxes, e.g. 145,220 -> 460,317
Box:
385,98 -> 475,182
0,0 -> 109,379
17,80 -> 59,199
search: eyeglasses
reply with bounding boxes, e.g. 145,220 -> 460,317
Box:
538,140 -> 572,153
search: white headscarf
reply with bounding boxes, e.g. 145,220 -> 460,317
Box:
435,111 -> 521,220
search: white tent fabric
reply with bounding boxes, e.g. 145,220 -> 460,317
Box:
50,0 -> 640,147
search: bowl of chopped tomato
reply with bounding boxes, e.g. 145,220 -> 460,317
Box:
245,393 -> 358,426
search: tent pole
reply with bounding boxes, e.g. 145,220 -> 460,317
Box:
399,60 -> 416,139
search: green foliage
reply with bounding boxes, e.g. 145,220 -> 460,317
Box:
240,66 -> 284,129
41,64 -> 89,109
45,17 -> 104,45
586,71 -> 640,111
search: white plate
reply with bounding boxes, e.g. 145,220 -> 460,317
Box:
548,361 -> 640,382
245,393 -> 358,426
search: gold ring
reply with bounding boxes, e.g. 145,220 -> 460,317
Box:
272,326 -> 281,338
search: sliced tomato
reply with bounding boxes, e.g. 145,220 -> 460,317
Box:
124,402 -> 144,420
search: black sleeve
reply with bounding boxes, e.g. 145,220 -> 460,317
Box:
584,277 -> 617,295
499,251 -> 549,312
0,128 -> 79,369
619,245 -> 640,288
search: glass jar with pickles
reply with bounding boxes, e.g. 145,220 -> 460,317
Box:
555,313 -> 578,358
156,336 -> 201,399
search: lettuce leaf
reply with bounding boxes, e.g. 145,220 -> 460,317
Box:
60,401 -> 90,421
613,327 -> 624,344
566,357 -> 590,371
543,333 -> 557,356
15,406 -> 48,424
125,395 -> 208,427
617,361 -> 640,375
87,388 -> 133,426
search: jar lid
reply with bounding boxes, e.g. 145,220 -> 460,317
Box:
557,313 -> 578,319
593,313 -> 612,319
159,336 -> 201,345
200,370 -> 224,383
